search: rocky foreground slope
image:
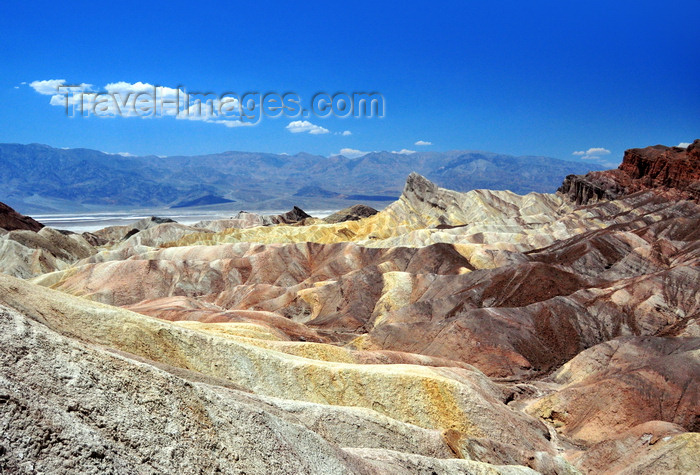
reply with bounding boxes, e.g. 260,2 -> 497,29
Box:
0,202 -> 96,278
0,142 -> 698,474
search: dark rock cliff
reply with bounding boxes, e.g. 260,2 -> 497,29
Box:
0,202 -> 44,232
559,140 -> 700,205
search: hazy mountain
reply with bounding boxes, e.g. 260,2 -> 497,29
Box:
0,143 -> 602,212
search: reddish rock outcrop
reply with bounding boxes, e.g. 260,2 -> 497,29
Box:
619,141 -> 700,196
559,139 -> 700,204
528,336 -> 700,443
0,202 -> 44,232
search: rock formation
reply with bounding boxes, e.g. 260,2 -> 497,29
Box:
93,216 -> 177,243
559,139 -> 700,204
0,203 -> 95,278
1,142 -> 698,473
0,201 -> 44,232
527,337 -> 699,443
194,207 -> 315,232
0,273 -> 560,474
323,204 -> 379,223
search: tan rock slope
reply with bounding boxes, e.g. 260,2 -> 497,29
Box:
0,201 -> 97,278
0,273 -> 556,474
527,336 -> 699,443
159,173 -> 576,250
0,226 -> 95,278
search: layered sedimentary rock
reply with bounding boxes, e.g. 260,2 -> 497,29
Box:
527,337 -> 700,443
569,422 -> 699,474
3,142 -> 699,473
0,226 -> 96,278
559,139 -> 700,204
194,207 -> 314,232
35,176 -> 700,379
93,216 -> 177,243
161,173 -> 576,250
3,301 -> 552,475
0,273 -> 560,474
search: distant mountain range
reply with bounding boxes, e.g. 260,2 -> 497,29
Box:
0,143 -> 603,212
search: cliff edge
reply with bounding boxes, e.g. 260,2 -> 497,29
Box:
559,139 -> 700,204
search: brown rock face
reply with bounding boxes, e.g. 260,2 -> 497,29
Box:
0,202 -> 44,232
559,139 -> 700,204
620,141 -> 700,196
323,204 -> 379,224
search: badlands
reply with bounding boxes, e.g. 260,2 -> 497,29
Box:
0,141 -> 698,474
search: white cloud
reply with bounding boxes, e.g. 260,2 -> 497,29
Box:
572,147 -> 611,160
414,140 -> 432,146
30,79 -> 67,95
336,148 -> 369,158
28,79 -> 253,127
104,81 -> 156,94
286,120 -> 329,135
677,142 -> 691,148
333,148 -> 415,158
30,80 -> 94,112
341,130 -> 352,136
30,79 -> 92,96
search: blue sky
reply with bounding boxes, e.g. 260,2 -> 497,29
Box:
0,0 -> 698,166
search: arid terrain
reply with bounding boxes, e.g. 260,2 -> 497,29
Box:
0,141 -> 698,474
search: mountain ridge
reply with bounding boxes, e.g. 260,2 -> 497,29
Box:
0,142 -> 602,213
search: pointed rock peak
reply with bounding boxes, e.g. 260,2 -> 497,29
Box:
402,173 -> 439,201
286,206 -> 312,221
